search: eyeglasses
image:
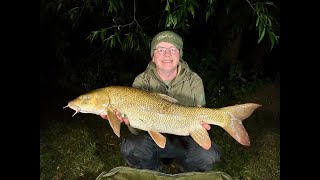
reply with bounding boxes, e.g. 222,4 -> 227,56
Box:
153,47 -> 179,54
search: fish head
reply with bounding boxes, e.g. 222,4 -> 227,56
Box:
63,90 -> 110,117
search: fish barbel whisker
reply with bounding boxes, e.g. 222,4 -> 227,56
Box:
63,104 -> 80,117
72,110 -> 79,117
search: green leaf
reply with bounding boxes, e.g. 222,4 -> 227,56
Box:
100,30 -> 105,44
206,11 -> 210,22
255,16 -> 260,27
258,23 -> 265,44
88,31 -> 97,43
165,2 -> 170,11
115,32 -> 121,45
173,16 -> 177,28
166,14 -> 173,27
189,5 -> 195,18
57,3 -> 62,12
268,31 -> 275,50
110,38 -> 114,48
267,17 -> 272,26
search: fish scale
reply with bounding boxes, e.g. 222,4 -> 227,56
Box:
65,86 -> 261,150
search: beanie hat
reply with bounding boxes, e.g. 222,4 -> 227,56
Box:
150,31 -> 183,59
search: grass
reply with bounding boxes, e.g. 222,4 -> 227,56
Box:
40,114 -> 126,180
40,82 -> 280,180
212,112 -> 280,180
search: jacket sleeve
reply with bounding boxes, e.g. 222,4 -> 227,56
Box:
190,73 -> 206,106
132,73 -> 150,91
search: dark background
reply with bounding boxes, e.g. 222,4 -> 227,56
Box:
40,0 -> 280,128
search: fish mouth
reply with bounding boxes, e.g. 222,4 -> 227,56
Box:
63,103 -> 80,117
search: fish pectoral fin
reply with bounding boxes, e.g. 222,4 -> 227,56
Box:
107,108 -> 121,138
190,128 -> 212,150
148,131 -> 166,149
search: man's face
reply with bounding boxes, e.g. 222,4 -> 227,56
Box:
152,42 -> 180,72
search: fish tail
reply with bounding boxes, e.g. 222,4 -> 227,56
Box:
213,103 -> 261,146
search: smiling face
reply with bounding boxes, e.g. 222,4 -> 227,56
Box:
152,42 -> 180,73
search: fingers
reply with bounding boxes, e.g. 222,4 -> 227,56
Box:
100,114 -> 107,119
200,121 -> 211,130
115,111 -> 121,118
116,111 -> 130,125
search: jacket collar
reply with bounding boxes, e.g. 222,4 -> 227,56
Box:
145,60 -> 191,87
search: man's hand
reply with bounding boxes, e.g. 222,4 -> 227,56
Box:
100,110 -> 130,125
197,105 -> 211,131
200,121 -> 211,130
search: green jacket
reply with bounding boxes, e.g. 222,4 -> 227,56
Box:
132,60 -> 206,106
127,60 -> 206,135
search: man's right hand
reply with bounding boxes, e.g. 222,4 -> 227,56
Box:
100,110 -> 130,125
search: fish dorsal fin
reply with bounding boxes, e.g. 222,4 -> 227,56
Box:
106,108 -> 121,138
190,128 -> 212,150
148,131 -> 166,148
155,93 -> 179,104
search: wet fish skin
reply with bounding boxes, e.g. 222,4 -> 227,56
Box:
65,86 -> 261,150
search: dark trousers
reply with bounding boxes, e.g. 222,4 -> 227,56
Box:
120,133 -> 221,172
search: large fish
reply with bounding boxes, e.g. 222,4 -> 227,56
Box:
64,86 -> 261,150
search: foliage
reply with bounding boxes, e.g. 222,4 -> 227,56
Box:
56,47 -> 138,93
46,0 -> 279,52
246,0 -> 280,50
43,0 -> 279,96
185,48 -> 270,108
162,0 -> 199,29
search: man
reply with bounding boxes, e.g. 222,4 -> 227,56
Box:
102,30 -> 220,172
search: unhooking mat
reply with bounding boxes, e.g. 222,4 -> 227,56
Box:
95,166 -> 233,180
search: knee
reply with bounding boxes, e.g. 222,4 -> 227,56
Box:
209,143 -> 221,162
120,134 -> 155,160
200,143 -> 221,167
194,148 -> 220,171
120,134 -> 160,170
120,135 -> 137,157
179,143 -> 221,172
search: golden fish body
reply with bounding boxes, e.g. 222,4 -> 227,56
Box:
65,86 -> 261,150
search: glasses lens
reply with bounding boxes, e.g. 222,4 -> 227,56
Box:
155,47 -> 178,54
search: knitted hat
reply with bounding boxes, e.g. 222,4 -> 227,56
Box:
150,31 -> 183,59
